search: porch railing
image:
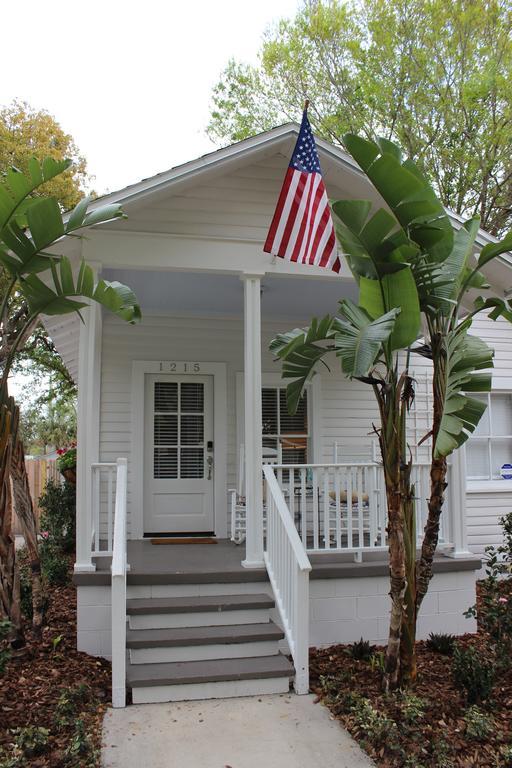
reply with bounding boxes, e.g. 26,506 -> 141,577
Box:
263,464 -> 311,694
272,461 -> 451,558
111,458 -> 128,708
90,462 -> 117,557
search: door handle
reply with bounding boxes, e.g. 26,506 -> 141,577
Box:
207,456 -> 213,480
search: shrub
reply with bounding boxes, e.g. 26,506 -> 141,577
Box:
399,693 -> 427,725
464,705 -> 494,741
351,697 -> 398,748
452,645 -> 495,704
426,632 -> 456,655
12,726 -> 49,757
54,684 -> 92,728
64,718 -> 97,764
369,651 -> 385,673
0,619 -> 11,674
349,637 -> 375,661
39,479 -> 76,554
40,544 -> 70,586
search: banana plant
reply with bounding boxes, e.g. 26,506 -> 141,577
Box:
343,135 -> 512,627
0,157 -> 141,639
272,133 -> 512,687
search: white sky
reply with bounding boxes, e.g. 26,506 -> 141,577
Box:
2,0 -> 299,195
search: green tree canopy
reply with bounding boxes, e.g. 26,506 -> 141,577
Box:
208,0 -> 512,235
0,100 -> 89,212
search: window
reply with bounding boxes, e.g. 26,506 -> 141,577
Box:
262,387 -> 309,464
466,393 -> 512,480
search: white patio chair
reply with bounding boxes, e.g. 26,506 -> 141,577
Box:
229,443 -> 282,544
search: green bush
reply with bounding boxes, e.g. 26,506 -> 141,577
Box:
351,697 -> 398,749
39,479 -> 76,555
54,684 -> 92,728
0,619 -> 11,674
426,632 -> 456,655
12,726 -> 49,757
452,645 -> 495,704
349,637 -> 375,661
40,543 -> 70,586
399,693 -> 427,725
464,705 -> 494,741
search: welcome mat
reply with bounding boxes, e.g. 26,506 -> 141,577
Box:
150,537 -> 217,545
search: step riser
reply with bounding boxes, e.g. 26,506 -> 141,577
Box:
127,583 -> 271,599
129,609 -> 270,630
129,639 -> 279,664
131,676 -> 291,704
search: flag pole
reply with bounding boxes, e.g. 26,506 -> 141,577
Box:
304,99 -> 310,112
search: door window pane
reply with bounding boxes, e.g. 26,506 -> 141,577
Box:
155,382 -> 177,412
154,447 -> 178,478
181,448 -> 204,478
181,414 -> 204,445
154,414 -> 177,446
181,382 -> 204,412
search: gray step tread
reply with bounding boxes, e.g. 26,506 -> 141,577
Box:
126,593 -> 274,615
126,621 -> 284,648
127,653 -> 294,688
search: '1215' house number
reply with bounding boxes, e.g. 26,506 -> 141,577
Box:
158,362 -> 201,373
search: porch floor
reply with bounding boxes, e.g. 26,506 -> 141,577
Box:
73,539 -> 481,586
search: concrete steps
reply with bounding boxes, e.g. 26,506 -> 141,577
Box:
124,591 -> 292,703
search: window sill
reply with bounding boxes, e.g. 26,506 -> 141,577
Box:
466,480 -> 512,493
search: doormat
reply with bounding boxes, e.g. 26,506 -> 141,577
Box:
150,537 -> 217,545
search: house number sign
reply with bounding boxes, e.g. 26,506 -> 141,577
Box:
158,361 -> 201,373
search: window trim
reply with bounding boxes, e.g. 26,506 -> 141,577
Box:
466,390 -> 512,484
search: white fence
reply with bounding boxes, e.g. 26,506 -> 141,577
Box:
263,465 -> 311,694
271,461 -> 451,558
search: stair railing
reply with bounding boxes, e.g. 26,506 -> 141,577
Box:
263,464 -> 312,694
111,458 -> 128,708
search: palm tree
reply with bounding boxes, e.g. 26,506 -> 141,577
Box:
0,157 -> 141,640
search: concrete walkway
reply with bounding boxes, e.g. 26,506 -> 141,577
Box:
102,693 -> 375,768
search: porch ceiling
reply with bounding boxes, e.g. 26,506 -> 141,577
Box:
103,268 -> 357,320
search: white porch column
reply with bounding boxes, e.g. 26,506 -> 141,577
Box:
241,273 -> 265,568
75,264 -> 103,573
447,445 -> 472,557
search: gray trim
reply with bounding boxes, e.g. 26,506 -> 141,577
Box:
126,654 -> 294,688
126,621 -> 284,648
126,594 -> 274,615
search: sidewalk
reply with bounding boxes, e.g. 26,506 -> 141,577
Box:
102,693 -> 375,768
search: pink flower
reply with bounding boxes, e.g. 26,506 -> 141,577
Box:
40,531 -> 49,540
498,597 -> 508,603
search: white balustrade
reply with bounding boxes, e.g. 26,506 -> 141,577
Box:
263,465 -> 311,694
272,460 -> 452,558
111,458 -> 128,708
90,462 -> 117,557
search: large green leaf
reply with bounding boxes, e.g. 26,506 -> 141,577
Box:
0,157 -> 71,232
359,268 -> 420,349
334,300 -> 399,376
0,194 -> 125,279
270,315 -> 339,413
270,302 -> 398,413
343,134 -> 453,262
20,257 -> 141,324
434,320 -> 494,458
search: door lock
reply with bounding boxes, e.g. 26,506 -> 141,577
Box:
207,455 -> 214,480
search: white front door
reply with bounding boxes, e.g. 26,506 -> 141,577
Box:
143,374 -> 214,534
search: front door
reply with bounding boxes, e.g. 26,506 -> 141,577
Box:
143,374 -> 214,534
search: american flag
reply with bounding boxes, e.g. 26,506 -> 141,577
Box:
263,109 -> 340,272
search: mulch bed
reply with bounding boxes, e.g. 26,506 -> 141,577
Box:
310,582 -> 512,768
0,558 -> 111,767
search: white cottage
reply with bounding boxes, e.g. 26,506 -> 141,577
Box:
45,125 -> 512,706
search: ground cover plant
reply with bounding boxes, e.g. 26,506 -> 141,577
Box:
0,555 -> 110,767
312,516 -> 512,767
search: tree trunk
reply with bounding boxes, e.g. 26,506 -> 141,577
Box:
399,462 -> 417,685
0,398 -> 24,646
10,435 -> 44,636
416,338 -> 447,610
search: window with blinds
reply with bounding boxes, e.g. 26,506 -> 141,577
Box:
153,381 -> 205,479
466,393 -> 512,480
262,387 -> 308,464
